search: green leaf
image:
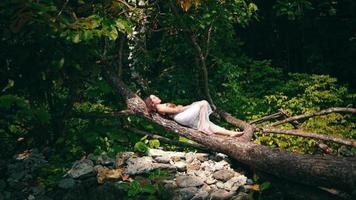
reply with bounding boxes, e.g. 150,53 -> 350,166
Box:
142,184 -> 156,194
260,181 -> 271,191
2,79 -> 14,92
148,139 -> 160,149
72,33 -> 81,43
134,141 -> 149,153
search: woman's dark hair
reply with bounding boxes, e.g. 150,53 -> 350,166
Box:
144,96 -> 156,112
144,96 -> 177,113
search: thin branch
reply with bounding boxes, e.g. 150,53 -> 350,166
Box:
117,34 -> 126,78
269,107 -> 356,127
278,109 -> 301,128
125,127 -> 208,151
204,24 -> 213,58
250,111 -> 284,124
261,128 -> 356,147
70,110 -> 133,119
117,0 -> 135,10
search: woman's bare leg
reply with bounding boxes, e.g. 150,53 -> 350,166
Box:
209,123 -> 243,137
196,101 -> 243,137
197,101 -> 214,134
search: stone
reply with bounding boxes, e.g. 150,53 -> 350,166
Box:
115,152 -> 134,168
192,189 -> 209,200
186,159 -> 201,172
213,170 -> 235,182
97,154 -> 114,166
148,149 -> 185,158
216,181 -> 225,189
210,189 -> 234,200
185,152 -> 196,163
58,178 -> 76,189
67,159 -> 94,179
126,156 -> 175,175
196,153 -> 209,162
246,179 -> 253,185
96,166 -> 123,184
164,180 -> 178,189
205,175 -> 217,185
224,175 -> 247,191
210,153 -> 228,162
200,160 -> 216,172
174,161 -> 187,172
176,187 -> 198,200
171,156 -> 181,162
231,192 -> 250,200
214,160 -> 229,171
200,184 -> 212,193
154,156 -> 170,163
176,176 -> 204,187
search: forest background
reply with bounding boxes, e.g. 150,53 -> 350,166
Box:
0,0 -> 355,199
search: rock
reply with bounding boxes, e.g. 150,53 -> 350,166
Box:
196,153 -> 209,162
28,194 -> 35,200
174,161 -> 187,172
58,178 -> 76,189
205,175 -> 217,185
126,156 -> 174,175
224,175 -> 247,191
210,189 -> 234,200
246,178 -> 253,185
176,187 -> 198,200
148,149 -> 185,158
96,166 -> 123,184
214,160 -> 229,171
67,159 -> 94,179
87,153 -> 97,162
192,189 -> 209,200
186,159 -> 201,172
97,154 -> 114,166
210,153 -> 228,162
154,156 -> 171,163
216,181 -> 225,189
176,176 -> 204,187
201,184 -> 212,193
164,180 -> 178,189
115,152 -> 134,168
171,156 -> 181,162
200,160 -> 216,172
185,152 -> 195,163
213,170 -> 235,182
231,192 -> 250,200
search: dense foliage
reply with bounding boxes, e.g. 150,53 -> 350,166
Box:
0,0 -> 355,199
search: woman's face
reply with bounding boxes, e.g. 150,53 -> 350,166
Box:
150,95 -> 161,105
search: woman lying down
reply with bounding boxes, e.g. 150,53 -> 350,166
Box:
144,95 -> 243,137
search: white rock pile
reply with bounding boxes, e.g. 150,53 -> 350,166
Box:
65,149 -> 253,200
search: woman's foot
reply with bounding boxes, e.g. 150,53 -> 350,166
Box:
230,131 -> 244,137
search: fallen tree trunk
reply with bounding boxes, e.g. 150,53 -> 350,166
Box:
103,69 -> 356,193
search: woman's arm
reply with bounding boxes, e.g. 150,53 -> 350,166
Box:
156,104 -> 183,114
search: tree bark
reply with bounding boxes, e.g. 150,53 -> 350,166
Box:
103,70 -> 356,193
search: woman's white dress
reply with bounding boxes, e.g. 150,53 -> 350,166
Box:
170,101 -> 216,134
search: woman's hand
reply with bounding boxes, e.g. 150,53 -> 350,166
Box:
177,105 -> 184,112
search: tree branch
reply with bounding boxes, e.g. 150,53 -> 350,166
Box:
69,110 -> 133,119
270,107 -> 356,127
261,128 -> 356,147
